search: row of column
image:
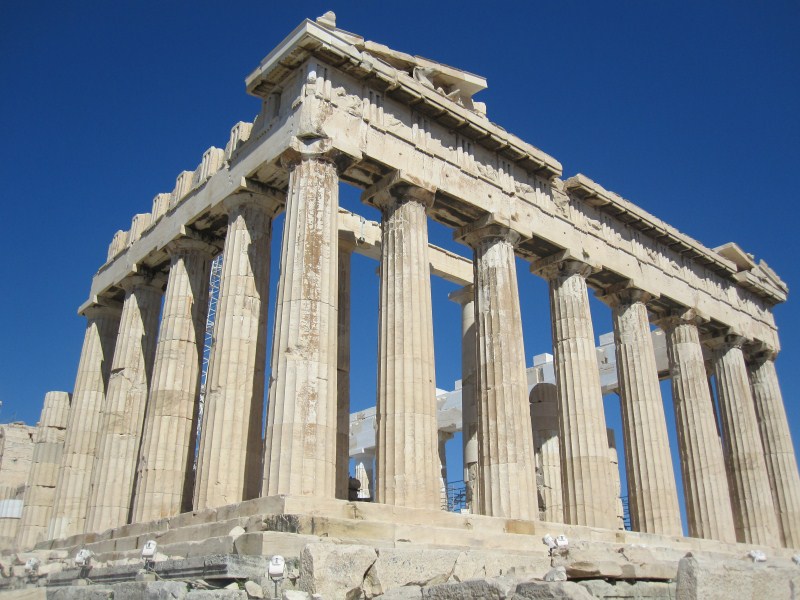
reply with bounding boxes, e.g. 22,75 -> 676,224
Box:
43,155 -> 800,551
47,150 -> 350,539
449,242 -> 800,547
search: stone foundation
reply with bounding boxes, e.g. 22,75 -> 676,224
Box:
1,497 -> 798,598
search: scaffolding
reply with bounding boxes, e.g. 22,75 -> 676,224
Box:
195,253 -> 223,458
445,480 -> 468,513
621,495 -> 632,531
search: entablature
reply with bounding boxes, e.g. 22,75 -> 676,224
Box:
304,66 -> 779,348
244,16 -> 561,180
564,176 -> 787,305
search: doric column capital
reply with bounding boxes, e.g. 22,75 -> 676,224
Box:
164,235 -> 218,259
448,284 -> 474,306
597,284 -> 658,309
704,331 -> 747,354
338,229 -> 359,255
744,341 -> 779,364
531,250 -> 595,281
222,189 -> 284,218
362,170 -> 436,212
281,137 -> 359,174
119,272 -> 165,295
653,307 -> 708,331
455,218 -> 523,250
438,430 -> 455,444
81,300 -> 123,320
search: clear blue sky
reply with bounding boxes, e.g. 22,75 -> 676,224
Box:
1,2 -> 798,528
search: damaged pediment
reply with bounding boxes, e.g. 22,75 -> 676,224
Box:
247,11 -> 488,116
354,39 -> 488,114
314,11 -> 487,112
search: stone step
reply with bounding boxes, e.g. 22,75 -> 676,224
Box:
37,495 -> 799,566
47,555 -> 269,587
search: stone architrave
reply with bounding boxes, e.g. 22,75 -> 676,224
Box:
263,150 -> 342,499
711,334 -> 779,545
48,304 -> 120,540
658,311 -> 736,542
132,237 -> 215,523
459,222 -> 537,520
533,257 -> 616,529
747,350 -> 800,547
335,237 -> 355,500
194,191 -> 282,511
363,173 -> 440,510
605,288 -> 682,536
448,285 -> 479,514
530,383 -> 562,523
85,275 -> 162,533
16,392 -> 70,550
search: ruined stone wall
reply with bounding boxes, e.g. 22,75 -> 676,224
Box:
0,423 -> 35,552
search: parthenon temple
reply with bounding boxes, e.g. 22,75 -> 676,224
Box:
2,12 -> 799,599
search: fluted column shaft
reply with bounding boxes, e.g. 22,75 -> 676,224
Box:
194,192 -> 280,510
0,485 -> 23,550
607,429 -> 625,530
530,383 -> 562,522
17,392 -> 70,550
48,305 -> 120,540
536,259 -> 616,529
335,241 -> 354,500
748,352 -> 800,547
660,314 -> 736,542
608,289 -> 681,535
85,277 -> 162,532
712,335 -> 778,544
449,285 -> 479,513
263,154 -> 340,498
438,431 -> 454,510
369,182 -> 440,509
461,224 -> 536,520
132,238 -> 214,522
354,453 -> 375,500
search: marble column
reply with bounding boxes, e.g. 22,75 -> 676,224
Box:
194,191 -> 282,511
658,312 -> 735,542
533,258 -> 616,529
263,152 -> 340,498
85,275 -> 162,533
16,392 -> 70,550
363,177 -> 440,509
711,334 -> 779,544
459,223 -> 537,520
605,288 -> 681,535
448,285 -> 479,514
48,303 -> 120,540
335,239 -> 355,500
132,237 -> 215,522
747,350 -> 800,547
354,453 -> 375,500
0,485 -> 24,551
530,383 -> 562,523
438,431 -> 454,510
607,429 -> 625,530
